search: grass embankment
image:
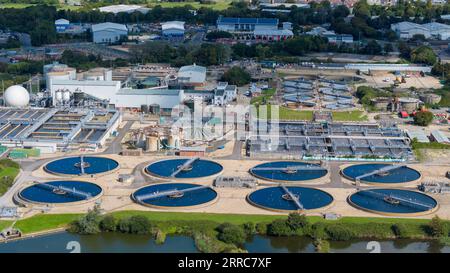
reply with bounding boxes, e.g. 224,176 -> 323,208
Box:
250,88 -> 276,105
332,110 -> 368,122
3,211 -> 448,252
0,159 -> 20,196
411,140 -> 450,162
256,106 -> 367,122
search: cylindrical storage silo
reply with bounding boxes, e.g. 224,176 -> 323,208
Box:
146,135 -> 159,152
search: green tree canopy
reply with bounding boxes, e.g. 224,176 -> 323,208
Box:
413,111 -> 434,126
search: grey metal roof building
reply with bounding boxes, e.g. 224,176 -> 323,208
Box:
430,130 -> 450,143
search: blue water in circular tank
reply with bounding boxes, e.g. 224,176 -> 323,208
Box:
45,156 -> 119,176
342,164 -> 420,184
248,186 -> 333,211
250,161 -> 327,182
349,189 -> 437,214
20,181 -> 102,204
133,183 -> 217,207
145,159 -> 223,179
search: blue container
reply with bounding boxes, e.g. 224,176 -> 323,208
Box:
20,181 -> 102,204
342,164 -> 421,184
250,161 -> 327,182
247,186 -> 333,212
349,189 -> 437,215
133,183 -> 217,207
45,156 -> 119,176
145,159 -> 223,179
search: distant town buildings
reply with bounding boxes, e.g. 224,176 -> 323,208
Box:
216,16 -> 293,41
367,0 -> 397,6
391,21 -> 450,40
306,26 -> 354,44
54,18 -> 88,35
91,22 -> 128,44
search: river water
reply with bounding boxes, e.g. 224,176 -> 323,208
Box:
0,232 -> 449,253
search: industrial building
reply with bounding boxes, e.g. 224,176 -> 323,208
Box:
247,121 -> 412,160
216,17 -> 293,41
0,105 -> 121,153
177,64 -> 207,87
391,21 -> 450,40
91,22 -> 128,44
315,63 -> 432,73
161,21 -> 185,39
371,97 -> 422,112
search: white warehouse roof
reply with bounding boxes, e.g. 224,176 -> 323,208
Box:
178,64 -> 206,84
161,21 -> 185,31
92,22 -> 128,32
98,4 -> 150,14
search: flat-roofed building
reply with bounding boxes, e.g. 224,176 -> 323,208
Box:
391,21 -> 450,40
216,16 -> 293,41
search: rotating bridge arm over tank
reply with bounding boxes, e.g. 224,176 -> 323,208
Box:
135,185 -> 208,202
169,157 -> 200,178
280,184 -> 304,210
34,181 -> 93,199
360,190 -> 434,210
355,164 -> 406,181
252,165 -> 326,172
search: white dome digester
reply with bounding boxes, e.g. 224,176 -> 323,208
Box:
3,85 -> 30,107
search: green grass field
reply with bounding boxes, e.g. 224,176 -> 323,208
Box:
0,3 -> 35,9
250,88 -> 276,105
332,110 -> 368,122
0,159 -> 20,196
148,0 -> 232,10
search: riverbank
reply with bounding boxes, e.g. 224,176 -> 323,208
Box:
2,211 -> 449,252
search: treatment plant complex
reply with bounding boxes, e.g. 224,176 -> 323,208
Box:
1,2 -> 450,254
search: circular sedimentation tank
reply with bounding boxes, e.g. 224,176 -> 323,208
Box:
19,180 -> 102,204
348,188 -> 438,216
341,163 -> 421,184
44,156 -> 119,176
132,183 -> 218,208
250,161 -> 327,183
145,158 -> 223,179
247,186 -> 334,212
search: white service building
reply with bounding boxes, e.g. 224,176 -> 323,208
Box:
92,22 -> 128,44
